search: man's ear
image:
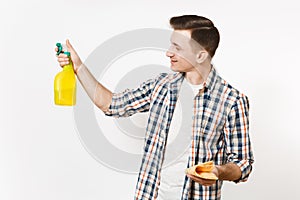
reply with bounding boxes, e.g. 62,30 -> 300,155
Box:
196,50 -> 209,64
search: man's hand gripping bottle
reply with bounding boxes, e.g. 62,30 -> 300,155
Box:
54,43 -> 76,106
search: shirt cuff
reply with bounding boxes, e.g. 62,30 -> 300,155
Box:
103,104 -> 114,116
103,93 -> 117,117
231,159 -> 253,183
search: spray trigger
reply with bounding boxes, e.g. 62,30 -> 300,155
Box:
56,43 -> 64,55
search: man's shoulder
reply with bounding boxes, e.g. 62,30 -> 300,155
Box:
215,74 -> 249,103
154,72 -> 182,84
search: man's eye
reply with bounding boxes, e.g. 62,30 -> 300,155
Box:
169,44 -> 181,52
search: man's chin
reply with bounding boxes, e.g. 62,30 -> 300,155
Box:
170,65 -> 180,72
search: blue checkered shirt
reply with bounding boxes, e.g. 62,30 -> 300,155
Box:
105,67 -> 254,200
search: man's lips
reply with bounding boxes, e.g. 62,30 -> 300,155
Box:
170,60 -> 178,64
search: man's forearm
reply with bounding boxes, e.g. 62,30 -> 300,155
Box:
215,162 -> 242,181
76,64 -> 112,112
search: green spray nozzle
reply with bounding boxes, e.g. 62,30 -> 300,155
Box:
56,43 -> 63,55
56,42 -> 70,57
64,52 -> 70,56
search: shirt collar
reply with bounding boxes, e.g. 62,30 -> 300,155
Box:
204,65 -> 218,92
168,65 -> 218,91
169,72 -> 184,84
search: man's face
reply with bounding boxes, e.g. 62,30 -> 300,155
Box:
166,30 -> 198,72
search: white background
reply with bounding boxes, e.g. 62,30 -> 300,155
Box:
1,0 -> 300,199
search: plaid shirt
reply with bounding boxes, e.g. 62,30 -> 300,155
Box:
105,67 -> 254,200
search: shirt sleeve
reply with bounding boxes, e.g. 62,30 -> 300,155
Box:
103,76 -> 158,118
224,94 -> 254,183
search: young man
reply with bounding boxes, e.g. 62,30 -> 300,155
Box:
56,15 -> 254,200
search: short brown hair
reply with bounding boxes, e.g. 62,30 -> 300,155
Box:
170,15 -> 220,58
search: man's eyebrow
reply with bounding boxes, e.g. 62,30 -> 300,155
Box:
171,42 -> 181,47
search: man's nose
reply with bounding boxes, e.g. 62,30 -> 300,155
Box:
166,49 -> 175,57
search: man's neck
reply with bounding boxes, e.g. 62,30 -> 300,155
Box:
185,62 -> 212,85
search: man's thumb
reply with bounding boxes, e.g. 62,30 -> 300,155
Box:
66,39 -> 74,52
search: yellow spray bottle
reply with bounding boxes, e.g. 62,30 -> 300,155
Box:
54,43 -> 76,106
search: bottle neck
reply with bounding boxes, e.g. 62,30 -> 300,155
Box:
63,62 -> 73,71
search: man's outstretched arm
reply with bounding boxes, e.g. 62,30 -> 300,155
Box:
56,39 -> 112,112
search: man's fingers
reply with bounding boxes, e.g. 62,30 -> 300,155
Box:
57,53 -> 68,58
187,174 -> 199,182
57,57 -> 69,62
187,174 -> 216,186
57,55 -> 70,67
58,61 -> 69,67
